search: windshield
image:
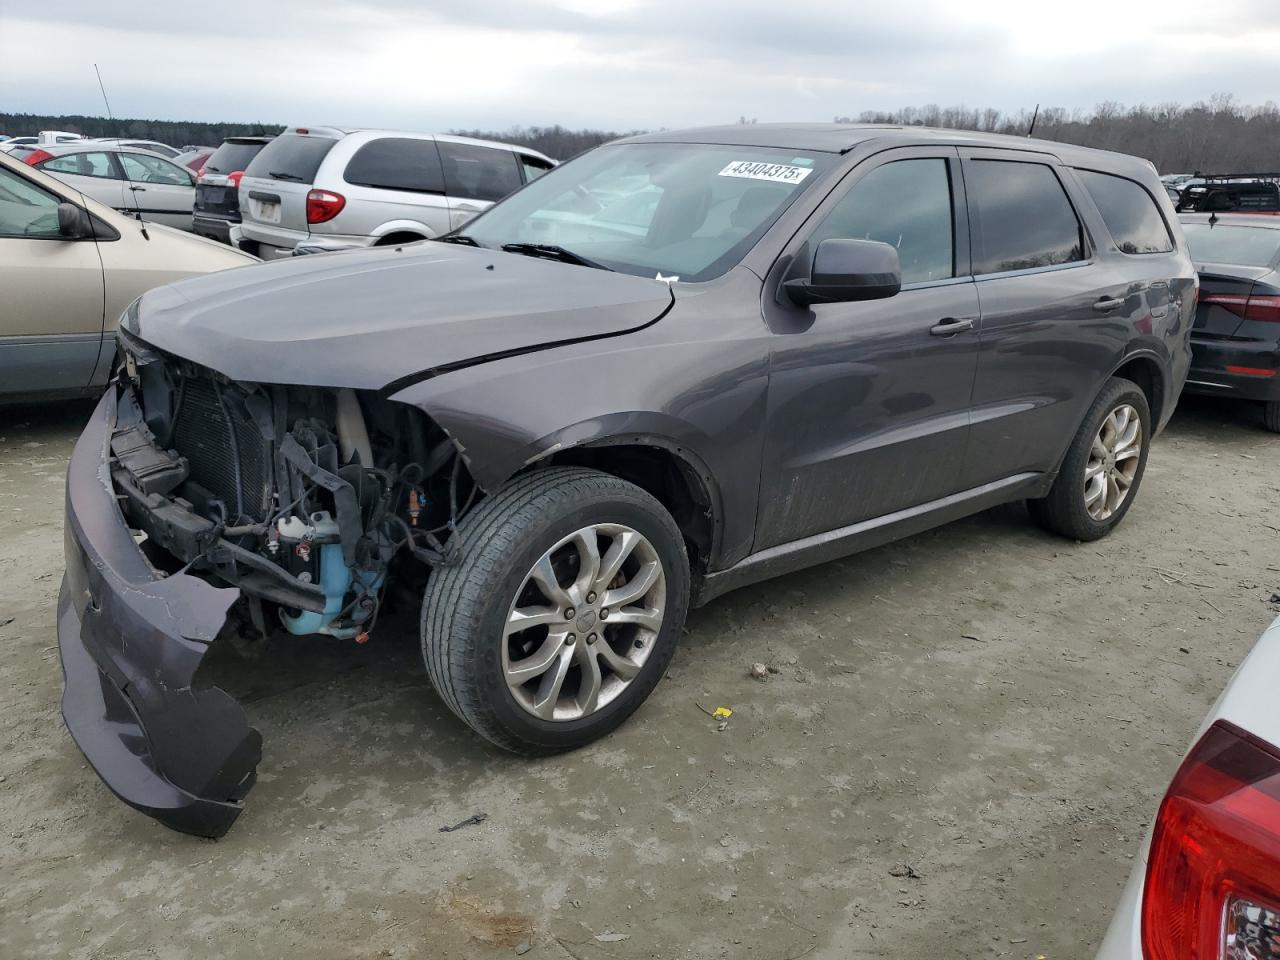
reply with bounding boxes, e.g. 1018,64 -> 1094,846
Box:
458,142 -> 835,281
244,134 -> 337,184
1183,222 -> 1280,268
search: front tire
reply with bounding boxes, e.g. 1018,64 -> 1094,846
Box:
421,467 -> 690,754
1028,377 -> 1151,541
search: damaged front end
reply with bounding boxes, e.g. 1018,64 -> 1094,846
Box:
58,329 -> 469,837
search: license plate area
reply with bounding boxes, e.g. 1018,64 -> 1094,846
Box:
248,191 -> 282,225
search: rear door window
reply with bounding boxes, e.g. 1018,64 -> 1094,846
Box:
966,160 -> 1084,275
40,151 -> 117,179
344,137 -> 445,194
438,142 -> 523,202
1076,170 -> 1173,254
244,134 -> 338,184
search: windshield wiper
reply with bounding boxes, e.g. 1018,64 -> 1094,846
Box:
435,234 -> 480,247
268,171 -> 305,182
500,243 -> 612,271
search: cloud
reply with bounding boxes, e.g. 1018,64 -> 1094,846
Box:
1,0 -> 1277,131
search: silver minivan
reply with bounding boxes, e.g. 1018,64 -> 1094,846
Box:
237,127 -> 555,258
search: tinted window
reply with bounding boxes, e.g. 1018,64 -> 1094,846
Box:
205,140 -> 268,175
438,142 -> 523,202
810,158 -> 954,284
0,165 -> 62,237
1077,170 -> 1172,254
1182,223 -> 1280,268
967,160 -> 1084,274
244,134 -> 338,184
344,137 -> 445,194
119,153 -> 190,185
40,151 -> 116,179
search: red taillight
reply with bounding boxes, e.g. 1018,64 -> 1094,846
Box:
1201,293 -> 1280,323
24,149 -> 53,165
1141,720 -> 1280,960
306,189 -> 345,224
227,170 -> 244,188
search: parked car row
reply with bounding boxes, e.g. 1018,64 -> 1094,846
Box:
5,126 -> 556,253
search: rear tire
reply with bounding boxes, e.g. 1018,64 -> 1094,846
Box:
1028,377 -> 1151,541
1263,400 -> 1280,433
421,467 -> 689,754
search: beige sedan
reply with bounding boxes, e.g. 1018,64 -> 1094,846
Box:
0,150 -> 257,402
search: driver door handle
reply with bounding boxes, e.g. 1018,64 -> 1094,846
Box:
129,186 -> 146,192
929,317 -> 974,337
1093,296 -> 1125,312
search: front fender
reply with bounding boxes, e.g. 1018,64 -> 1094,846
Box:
390,327 -> 771,568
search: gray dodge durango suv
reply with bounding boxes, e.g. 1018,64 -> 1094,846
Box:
58,123 -> 1195,836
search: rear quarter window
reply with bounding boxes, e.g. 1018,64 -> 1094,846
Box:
244,135 -> 337,184
343,137 -> 445,194
1076,169 -> 1174,254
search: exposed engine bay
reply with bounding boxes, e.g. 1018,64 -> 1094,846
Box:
111,328 -> 472,644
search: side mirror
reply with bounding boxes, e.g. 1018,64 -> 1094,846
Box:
784,238 -> 902,306
57,202 -> 92,239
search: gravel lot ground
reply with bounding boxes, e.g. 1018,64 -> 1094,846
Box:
2,394 -> 1277,960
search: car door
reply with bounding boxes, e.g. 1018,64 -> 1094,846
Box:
0,163 -> 104,397
755,148 -> 981,549
438,141 -> 525,230
337,136 -> 451,237
117,152 -> 195,231
957,149 -> 1133,489
36,150 -> 128,212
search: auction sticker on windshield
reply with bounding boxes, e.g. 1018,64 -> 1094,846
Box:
718,161 -> 813,184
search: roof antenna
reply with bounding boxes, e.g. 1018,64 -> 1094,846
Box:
1026,103 -> 1040,138
93,63 -> 148,239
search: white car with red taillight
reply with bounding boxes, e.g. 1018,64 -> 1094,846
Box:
235,127 -> 555,260
1096,613 -> 1280,959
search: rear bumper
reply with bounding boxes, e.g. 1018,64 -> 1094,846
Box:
1185,337 -> 1280,401
192,214 -> 236,244
58,389 -> 260,838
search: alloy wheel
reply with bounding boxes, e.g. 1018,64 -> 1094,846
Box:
502,523 -> 666,721
1084,403 -> 1143,521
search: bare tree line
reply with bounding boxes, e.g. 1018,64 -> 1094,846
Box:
839,95 -> 1280,173
7,96 -> 1279,172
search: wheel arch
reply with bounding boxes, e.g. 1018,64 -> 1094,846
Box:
539,434 -> 722,577
1109,351 -> 1166,428
369,219 -> 436,243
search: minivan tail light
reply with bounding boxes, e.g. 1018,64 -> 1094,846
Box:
24,149 -> 53,165
1201,293 -> 1280,323
227,170 -> 245,189
306,189 -> 345,224
1140,720 -> 1280,960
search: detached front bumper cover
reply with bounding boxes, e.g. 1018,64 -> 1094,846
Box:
58,389 -> 260,838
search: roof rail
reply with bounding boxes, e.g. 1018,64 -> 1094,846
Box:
1190,171 -> 1280,182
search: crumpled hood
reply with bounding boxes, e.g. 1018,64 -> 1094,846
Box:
126,243 -> 673,389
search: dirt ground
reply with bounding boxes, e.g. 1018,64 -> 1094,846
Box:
2,393 -> 1277,960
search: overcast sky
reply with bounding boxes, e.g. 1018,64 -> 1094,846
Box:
2,0 -> 1277,130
